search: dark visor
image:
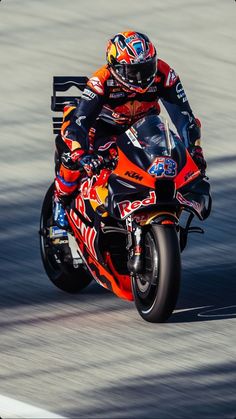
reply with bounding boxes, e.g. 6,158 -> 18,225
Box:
115,56 -> 157,88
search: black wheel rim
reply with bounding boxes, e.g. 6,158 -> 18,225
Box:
134,231 -> 159,305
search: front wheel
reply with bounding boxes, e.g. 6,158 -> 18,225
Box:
132,225 -> 181,323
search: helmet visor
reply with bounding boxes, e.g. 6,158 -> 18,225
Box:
114,56 -> 157,89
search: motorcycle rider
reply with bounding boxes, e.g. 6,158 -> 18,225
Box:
53,30 -> 207,228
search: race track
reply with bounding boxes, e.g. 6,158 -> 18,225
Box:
0,0 -> 236,417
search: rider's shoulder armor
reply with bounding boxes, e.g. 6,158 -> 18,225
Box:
87,65 -> 111,95
156,59 -> 180,88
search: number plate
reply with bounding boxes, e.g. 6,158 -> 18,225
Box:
148,157 -> 177,177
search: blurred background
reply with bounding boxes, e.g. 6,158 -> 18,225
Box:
0,0 -> 236,417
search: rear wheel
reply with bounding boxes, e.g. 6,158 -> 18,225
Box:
132,225 -> 181,322
39,183 -> 92,293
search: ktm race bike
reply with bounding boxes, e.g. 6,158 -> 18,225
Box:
39,77 -> 211,323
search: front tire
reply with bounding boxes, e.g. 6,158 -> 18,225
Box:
39,183 -> 92,293
132,225 -> 181,322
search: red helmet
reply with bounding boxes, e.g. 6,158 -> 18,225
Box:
106,31 -> 157,93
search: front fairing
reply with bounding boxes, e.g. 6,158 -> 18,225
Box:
116,115 -> 187,175
108,115 -> 209,220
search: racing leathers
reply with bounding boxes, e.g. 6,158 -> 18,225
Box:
54,59 -> 206,226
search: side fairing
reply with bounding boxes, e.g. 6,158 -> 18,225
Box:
107,174 -> 156,220
177,177 -> 212,220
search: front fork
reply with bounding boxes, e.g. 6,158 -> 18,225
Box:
126,209 -> 205,273
126,211 -> 181,274
126,216 -> 144,274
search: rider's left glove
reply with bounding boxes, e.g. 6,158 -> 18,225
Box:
190,145 -> 207,176
79,154 -> 104,177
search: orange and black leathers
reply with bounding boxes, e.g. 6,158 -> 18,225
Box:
55,59 -> 201,197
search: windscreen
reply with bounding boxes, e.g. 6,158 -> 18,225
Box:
132,115 -> 176,157
116,115 -> 186,172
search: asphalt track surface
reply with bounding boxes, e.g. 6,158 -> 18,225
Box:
0,0 -> 236,418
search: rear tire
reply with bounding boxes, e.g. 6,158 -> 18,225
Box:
132,225 -> 181,322
39,183 -> 92,293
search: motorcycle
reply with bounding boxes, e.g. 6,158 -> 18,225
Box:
39,78 -> 211,323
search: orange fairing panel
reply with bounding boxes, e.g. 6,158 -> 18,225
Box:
89,251 -> 133,301
68,214 -> 133,301
175,149 -> 200,189
105,252 -> 133,300
89,252 -> 133,301
114,147 -> 200,194
113,148 -> 156,188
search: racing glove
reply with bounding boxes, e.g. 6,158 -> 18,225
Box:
190,145 -> 207,176
103,145 -> 118,170
61,149 -> 84,170
187,118 -> 201,146
79,154 -> 104,177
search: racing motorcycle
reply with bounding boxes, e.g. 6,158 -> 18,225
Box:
39,78 -> 211,323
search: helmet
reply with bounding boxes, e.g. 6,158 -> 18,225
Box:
106,31 -> 157,93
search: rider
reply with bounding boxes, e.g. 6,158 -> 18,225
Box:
54,30 -> 207,228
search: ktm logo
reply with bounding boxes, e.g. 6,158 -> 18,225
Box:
125,170 -> 143,181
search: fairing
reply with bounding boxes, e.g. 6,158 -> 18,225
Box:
109,115 -> 207,220
66,114 -> 210,301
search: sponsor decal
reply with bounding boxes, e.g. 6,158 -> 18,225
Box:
98,140 -> 116,152
61,152 -> 71,163
80,176 -> 100,202
184,170 -> 195,181
130,127 -> 138,136
124,170 -> 143,181
76,115 -> 86,126
176,191 -> 201,213
126,129 -> 142,148
112,111 -> 121,119
88,76 -> 104,95
126,34 -> 137,43
176,82 -> 184,93
118,191 -> 156,219
71,150 -> 83,160
176,82 -> 187,103
148,157 -> 177,177
70,209 -> 97,258
109,92 -> 126,98
74,194 -> 92,220
82,88 -> 96,100
133,213 -> 149,224
166,68 -> 178,87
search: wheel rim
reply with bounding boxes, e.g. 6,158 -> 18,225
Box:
134,231 -> 159,301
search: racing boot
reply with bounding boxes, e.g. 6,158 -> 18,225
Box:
53,194 -> 68,229
53,166 -> 81,228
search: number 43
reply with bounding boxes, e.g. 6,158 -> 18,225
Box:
148,157 -> 177,177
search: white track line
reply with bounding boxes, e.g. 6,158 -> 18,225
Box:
0,395 -> 65,419
174,305 -> 212,314
197,305 -> 236,318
